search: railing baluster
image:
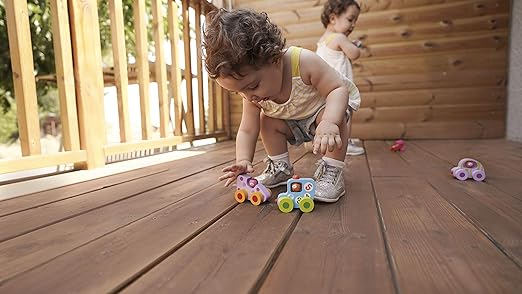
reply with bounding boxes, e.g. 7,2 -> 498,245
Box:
182,0 -> 195,136
5,0 -> 41,156
50,0 -> 80,151
168,0 -> 184,136
152,0 -> 170,138
69,0 -> 106,169
133,0 -> 152,140
194,1 -> 205,134
109,0 -> 132,142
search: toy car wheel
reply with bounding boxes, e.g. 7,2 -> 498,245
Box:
234,189 -> 248,203
453,168 -> 468,181
250,191 -> 264,206
277,197 -> 294,213
472,169 -> 486,182
299,197 -> 314,213
451,167 -> 458,174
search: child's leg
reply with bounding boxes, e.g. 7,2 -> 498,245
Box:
256,113 -> 295,188
259,113 -> 294,156
312,110 -> 348,202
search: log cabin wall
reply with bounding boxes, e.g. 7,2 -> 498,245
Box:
229,0 -> 510,139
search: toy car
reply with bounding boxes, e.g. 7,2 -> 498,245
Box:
390,139 -> 405,152
451,158 -> 486,182
276,176 -> 316,213
234,175 -> 271,205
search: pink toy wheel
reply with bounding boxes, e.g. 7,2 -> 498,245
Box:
453,168 -> 468,181
472,170 -> 486,182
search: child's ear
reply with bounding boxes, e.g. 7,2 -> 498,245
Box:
329,13 -> 336,24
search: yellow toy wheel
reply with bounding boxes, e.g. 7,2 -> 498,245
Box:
250,191 -> 264,206
299,197 -> 314,213
234,189 -> 248,203
278,197 -> 294,213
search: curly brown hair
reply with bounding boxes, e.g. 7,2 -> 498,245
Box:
203,8 -> 286,79
320,0 -> 360,28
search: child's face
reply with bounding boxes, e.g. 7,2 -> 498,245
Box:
330,5 -> 360,36
215,62 -> 283,104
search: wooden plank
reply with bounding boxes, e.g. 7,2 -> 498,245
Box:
355,0 -> 509,29
363,31 -> 508,58
353,104 -> 505,123
284,13 -> 509,43
0,147 -> 304,292
260,154 -> 395,293
168,0 -> 184,136
109,0 -> 132,142
403,120 -> 505,139
69,0 -> 106,169
216,85 -> 224,130
372,176 -> 522,293
194,2 -> 206,134
120,149 -> 312,293
152,0 -> 170,138
364,140 -> 415,177
413,140 -> 522,197
0,145 -> 266,284
0,165 -> 171,217
359,86 -> 505,108
398,141 -> 522,265
355,69 -> 506,92
133,0 -> 152,140
0,151 -> 86,175
50,0 -> 80,151
353,49 -> 507,76
182,0 -> 196,135
5,0 -> 41,155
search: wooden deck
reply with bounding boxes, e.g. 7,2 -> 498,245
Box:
0,139 -> 521,293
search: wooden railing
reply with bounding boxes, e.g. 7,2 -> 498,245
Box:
1,0 -> 231,175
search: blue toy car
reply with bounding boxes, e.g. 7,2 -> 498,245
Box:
276,176 -> 316,213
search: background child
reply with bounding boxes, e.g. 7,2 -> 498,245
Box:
203,8 -> 361,202
317,0 -> 365,156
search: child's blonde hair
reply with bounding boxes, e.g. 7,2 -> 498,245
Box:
203,8 -> 286,79
320,0 -> 361,28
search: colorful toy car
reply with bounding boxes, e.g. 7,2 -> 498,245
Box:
234,175 -> 271,205
451,158 -> 486,182
277,176 -> 316,213
390,139 -> 405,152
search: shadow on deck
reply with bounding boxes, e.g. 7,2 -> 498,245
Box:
0,139 -> 521,293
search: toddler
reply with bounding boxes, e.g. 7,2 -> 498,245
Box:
317,0 -> 364,156
203,9 -> 360,202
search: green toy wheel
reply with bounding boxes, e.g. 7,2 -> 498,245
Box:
278,197 -> 294,213
299,197 -> 314,213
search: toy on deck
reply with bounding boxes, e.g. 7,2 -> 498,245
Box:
390,139 -> 406,152
277,175 -> 316,213
234,175 -> 271,205
451,158 -> 486,182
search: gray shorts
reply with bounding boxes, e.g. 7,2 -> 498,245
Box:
286,105 -> 352,146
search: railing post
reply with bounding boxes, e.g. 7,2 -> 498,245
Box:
68,0 -> 106,169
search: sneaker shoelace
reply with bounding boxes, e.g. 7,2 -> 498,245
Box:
263,158 -> 277,176
317,161 -> 339,185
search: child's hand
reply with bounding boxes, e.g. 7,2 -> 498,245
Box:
219,160 -> 254,187
313,121 -> 342,155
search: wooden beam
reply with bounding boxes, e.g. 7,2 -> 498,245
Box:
133,0 -> 152,140
5,0 -> 41,156
152,0 -> 170,138
68,0 -> 106,169
109,0 -> 132,142
50,0 -> 80,151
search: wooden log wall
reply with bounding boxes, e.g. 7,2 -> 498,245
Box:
230,0 -> 510,139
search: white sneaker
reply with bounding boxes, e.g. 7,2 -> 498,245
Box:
346,139 -> 364,156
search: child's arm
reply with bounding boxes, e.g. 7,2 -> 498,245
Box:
330,34 -> 361,61
300,49 -> 350,154
219,99 -> 261,186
